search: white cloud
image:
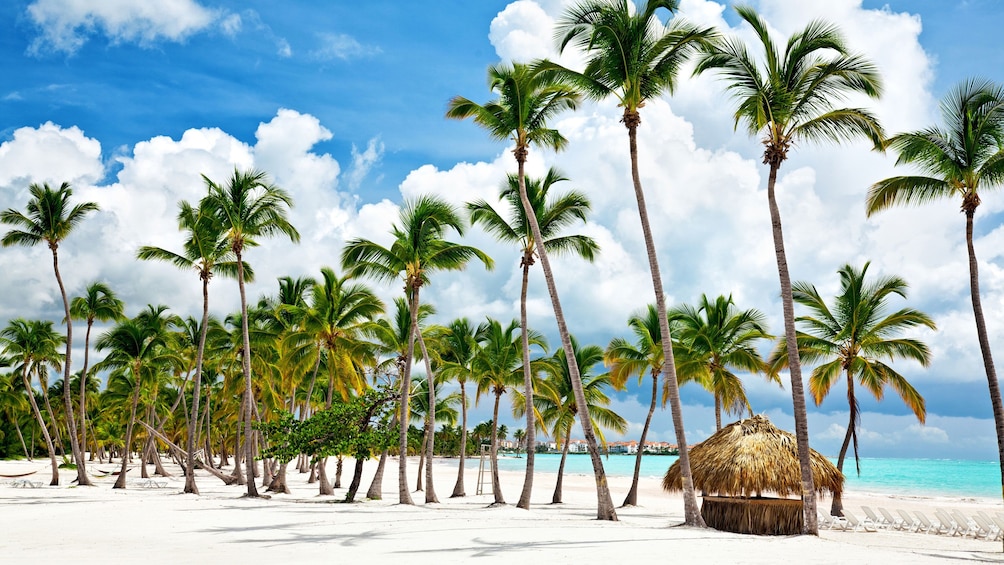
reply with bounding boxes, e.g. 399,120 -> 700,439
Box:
26,0 -> 220,54
0,122 -> 104,188
311,32 -> 380,61
346,138 -> 385,192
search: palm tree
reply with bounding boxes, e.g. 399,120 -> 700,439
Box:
670,294 -> 777,431
769,263 -> 933,515
343,195 -> 492,504
138,197 -> 244,493
0,371 -> 31,460
553,0 -> 715,524
866,78 -> 1004,507
692,5 -> 883,533
433,317 -> 479,497
69,282 -> 125,472
95,306 -> 179,488
448,61 -> 619,519
202,168 -> 300,498
1,181 -> 99,485
604,305 -> 665,507
467,166 -> 599,507
540,335 -> 626,504
409,375 -> 460,491
471,317 -> 548,506
0,319 -> 64,484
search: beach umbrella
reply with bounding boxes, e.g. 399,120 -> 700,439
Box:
662,415 -> 843,534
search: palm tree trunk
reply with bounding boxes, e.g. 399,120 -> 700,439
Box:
416,433 -> 426,491
451,380 -> 468,497
235,250 -> 260,498
267,461 -> 291,494
490,392 -> 504,505
346,456 -> 366,502
715,395 -> 722,431
415,328 -> 439,503
517,257 -> 536,510
79,319 -> 94,479
51,248 -> 90,485
334,455 -> 343,489
185,276 -> 211,495
39,379 -> 63,453
552,428 -> 571,504
623,372 -> 658,507
317,457 -> 334,495
397,286 -> 420,505
14,418 -> 30,461
367,449 -> 388,500
624,117 -> 699,526
965,210 -> 1004,511
513,150 -> 615,520
830,370 -> 858,517
23,371 -> 59,485
766,160 -> 818,534
114,373 -> 143,489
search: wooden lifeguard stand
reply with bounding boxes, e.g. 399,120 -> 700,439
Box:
476,443 -> 492,495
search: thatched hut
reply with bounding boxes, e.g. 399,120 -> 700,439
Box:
662,415 -> 842,535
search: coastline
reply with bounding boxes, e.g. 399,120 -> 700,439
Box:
1,456 -> 1002,563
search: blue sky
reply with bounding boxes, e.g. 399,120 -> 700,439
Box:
2,0 -> 1004,463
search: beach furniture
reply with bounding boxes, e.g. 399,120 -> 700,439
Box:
989,515 -> 1004,541
877,507 -> 906,530
913,511 -> 940,534
841,510 -> 877,532
970,514 -> 996,540
133,479 -> 168,489
817,511 -> 836,529
933,510 -> 960,536
896,509 -> 920,532
861,506 -> 887,528
10,479 -> 43,488
950,509 -> 979,537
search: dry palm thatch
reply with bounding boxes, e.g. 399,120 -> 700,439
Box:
662,415 -> 842,498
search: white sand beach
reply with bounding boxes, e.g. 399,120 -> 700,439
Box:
1,457 -> 1002,564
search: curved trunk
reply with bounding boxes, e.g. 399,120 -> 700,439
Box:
490,391 -> 504,505
415,328 -> 439,503
513,152 -> 615,520
345,456 -> 365,502
396,286 -> 419,505
267,461 -> 290,494
415,433 -> 426,491
185,276 -> 211,494
14,419 -> 30,460
624,118 -> 699,526
766,160 -> 817,534
317,457 -> 334,495
51,247 -> 89,485
114,371 -> 144,489
235,250 -> 259,497
451,380 -> 468,497
552,428 -> 571,504
830,370 -> 857,517
79,319 -> 94,480
965,210 -> 1004,508
517,257 -> 536,510
39,381 -> 63,453
367,449 -> 388,500
23,370 -> 59,485
622,372 -> 658,506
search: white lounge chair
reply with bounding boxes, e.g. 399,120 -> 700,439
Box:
914,511 -> 939,534
896,509 -> 921,532
878,507 -> 906,530
950,509 -> 979,538
971,514 -> 996,540
990,514 -> 1004,541
861,506 -> 887,528
842,510 -> 877,532
934,510 -> 960,536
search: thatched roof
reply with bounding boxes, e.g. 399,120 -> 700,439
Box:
662,415 -> 842,498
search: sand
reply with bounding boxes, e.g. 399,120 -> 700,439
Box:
1,456 -> 1003,564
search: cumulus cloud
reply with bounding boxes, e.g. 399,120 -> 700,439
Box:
26,0 -> 221,55
311,32 -> 381,61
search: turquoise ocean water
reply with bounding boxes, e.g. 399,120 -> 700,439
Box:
492,453 -> 1002,501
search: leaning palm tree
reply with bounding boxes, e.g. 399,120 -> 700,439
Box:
604,304 -> 665,507
770,263 -> 933,516
343,195 -> 492,504
692,5 -> 884,533
202,168 -> 300,498
0,319 -> 64,484
448,61 -> 619,519
670,294 -> 778,431
467,166 -> 599,507
867,78 -> 1004,508
69,281 -> 125,473
1,181 -> 99,485
138,198 -> 242,494
539,335 -> 626,504
553,0 -> 715,523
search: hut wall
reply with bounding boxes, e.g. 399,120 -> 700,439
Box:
701,496 -> 803,536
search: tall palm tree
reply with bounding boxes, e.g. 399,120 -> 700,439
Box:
138,197 -> 243,494
866,78 -> 1004,506
692,5 -> 883,533
0,372 -> 31,460
202,168 -> 300,498
95,305 -> 179,488
433,317 -> 479,497
670,294 -> 777,431
553,0 -> 715,524
0,319 -> 64,484
69,282 -> 125,473
467,166 -> 599,508
1,181 -> 99,485
409,375 -> 461,491
539,335 -> 626,504
343,195 -> 492,504
604,304 -> 664,507
769,263 -> 933,515
448,61 -> 619,519
471,317 -> 548,506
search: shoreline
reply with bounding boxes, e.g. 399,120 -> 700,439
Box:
2,456 -> 1003,563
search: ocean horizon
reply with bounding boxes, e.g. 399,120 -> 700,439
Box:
485,453 -> 1003,502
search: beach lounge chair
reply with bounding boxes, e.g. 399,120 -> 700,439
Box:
933,510 -> 960,536
842,510 -> 877,532
861,506 -> 887,529
971,514 -> 996,540
877,507 -> 906,530
817,511 -> 837,529
914,511 -> 940,534
896,509 -> 921,532
989,515 -> 1004,541
950,509 -> 979,537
